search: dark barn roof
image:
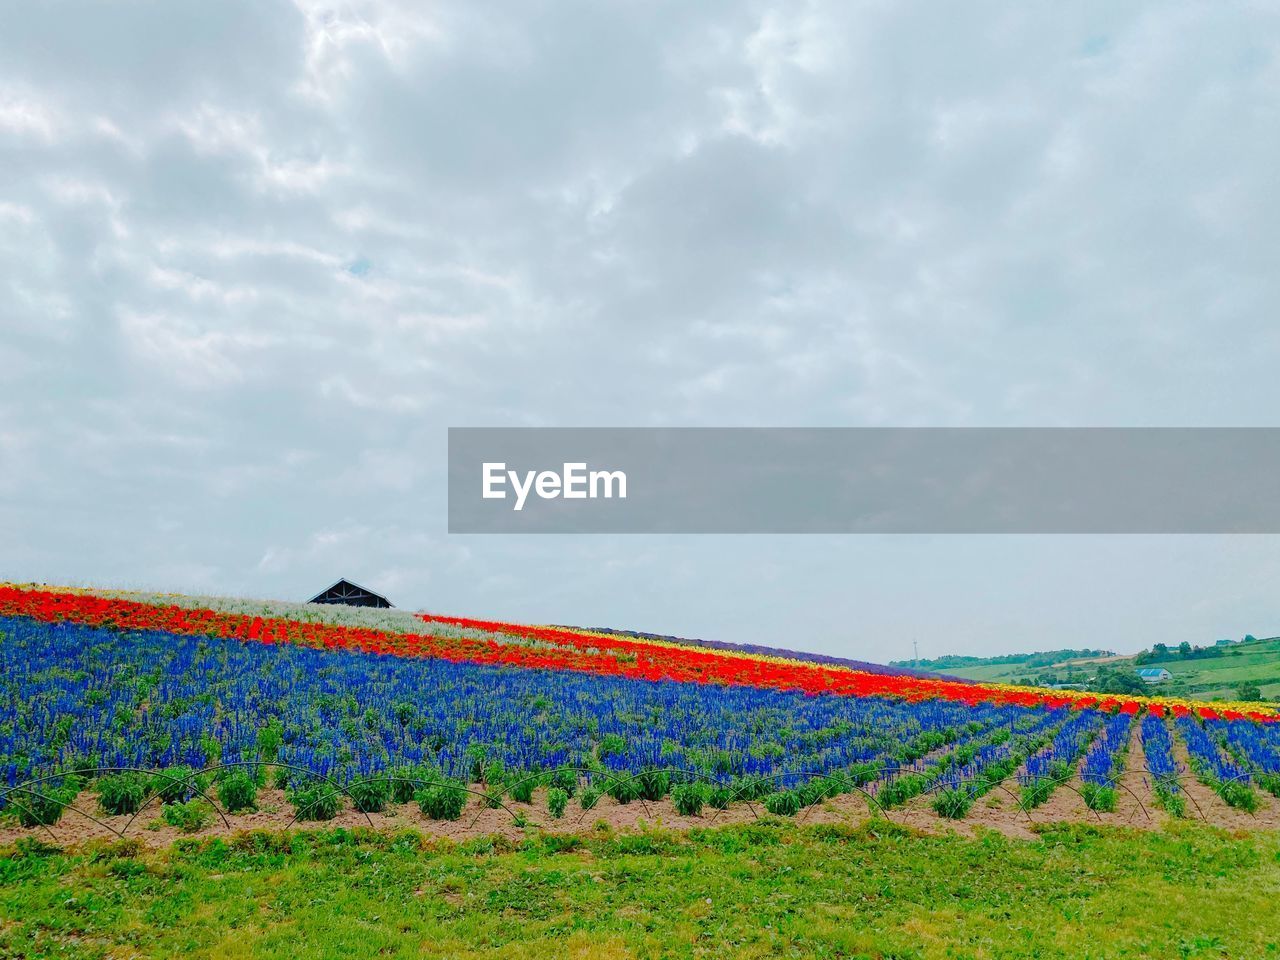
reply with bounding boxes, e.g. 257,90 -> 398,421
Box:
308,579 -> 392,608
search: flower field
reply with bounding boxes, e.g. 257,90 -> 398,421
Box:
1,582 -> 1280,838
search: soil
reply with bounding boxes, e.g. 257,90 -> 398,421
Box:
5,729 -> 1280,852
0,786 -> 771,851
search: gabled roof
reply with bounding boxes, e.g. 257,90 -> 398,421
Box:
1136,667 -> 1170,676
308,578 -> 392,608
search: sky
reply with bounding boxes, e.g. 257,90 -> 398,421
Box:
3,0 -> 1279,663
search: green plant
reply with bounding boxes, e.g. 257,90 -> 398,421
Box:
1081,782 -> 1117,812
348,777 -> 392,813
391,700 -> 417,726
900,729 -> 949,762
1021,778 -> 1054,810
151,766 -> 205,804
1154,780 -> 1185,817
464,744 -> 488,782
480,761 -> 507,808
12,784 -> 77,827
548,767 -> 578,796
708,786 -> 734,810
763,790 -> 802,817
672,783 -> 705,816
798,776 -> 841,807
97,773 -> 149,815
846,762 -> 880,787
734,775 -> 774,801
579,786 -> 602,811
389,766 -> 433,804
932,788 -> 973,820
508,774 -> 539,804
547,787 -> 568,819
256,719 -> 284,764
417,781 -> 467,821
217,770 -> 258,812
947,745 -> 977,768
878,773 -> 928,808
291,783 -> 341,821
636,769 -> 670,802
605,776 -> 639,804
598,733 -> 627,758
162,799 -> 213,833
1217,780 -> 1258,813
1258,773 -> 1280,798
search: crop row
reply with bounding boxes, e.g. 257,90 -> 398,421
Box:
1078,713 -> 1135,811
1177,715 -> 1259,811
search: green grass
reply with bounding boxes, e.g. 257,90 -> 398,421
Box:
2,821 -> 1280,959
936,662 -> 1037,683
943,637 -> 1280,700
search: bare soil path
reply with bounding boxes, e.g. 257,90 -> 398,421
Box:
5,727 -> 1280,852
1096,723 -> 1163,828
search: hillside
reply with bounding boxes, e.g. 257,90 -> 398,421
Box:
5,582 -> 1280,959
892,648 -> 1115,672
924,637 -> 1280,702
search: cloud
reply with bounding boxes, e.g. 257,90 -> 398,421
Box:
0,87 -> 61,141
3,0 -> 1279,654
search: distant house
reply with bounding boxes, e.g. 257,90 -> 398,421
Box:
1137,667 -> 1172,684
308,578 -> 392,609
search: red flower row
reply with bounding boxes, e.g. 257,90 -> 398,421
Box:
417,612 -> 1173,715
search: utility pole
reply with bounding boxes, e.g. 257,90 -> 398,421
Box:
913,639 -> 919,667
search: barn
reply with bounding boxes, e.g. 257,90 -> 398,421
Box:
308,578 -> 392,608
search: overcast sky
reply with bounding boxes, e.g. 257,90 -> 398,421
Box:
3,1 -> 1279,662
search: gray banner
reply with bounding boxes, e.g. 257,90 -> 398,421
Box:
447,428 -> 1280,533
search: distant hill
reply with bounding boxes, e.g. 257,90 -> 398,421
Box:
890,649 -> 1113,671
915,636 -> 1280,702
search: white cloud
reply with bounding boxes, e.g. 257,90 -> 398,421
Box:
0,89 -> 60,141
117,309 -> 280,383
3,0 -> 1280,653
319,375 -> 427,413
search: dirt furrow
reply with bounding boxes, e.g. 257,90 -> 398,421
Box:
1170,731 -> 1280,829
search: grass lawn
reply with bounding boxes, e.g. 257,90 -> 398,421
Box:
929,663 -> 1026,683
2,820 -> 1280,959
942,637 -> 1280,700
1151,643 -> 1280,692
